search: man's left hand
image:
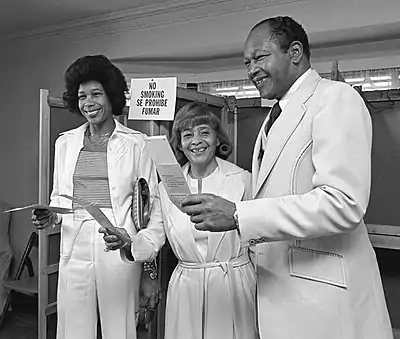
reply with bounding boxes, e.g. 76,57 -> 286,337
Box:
180,193 -> 237,232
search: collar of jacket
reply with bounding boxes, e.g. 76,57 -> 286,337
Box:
182,157 -> 246,178
59,118 -> 141,138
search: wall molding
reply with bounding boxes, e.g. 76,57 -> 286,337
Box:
2,0 -> 304,43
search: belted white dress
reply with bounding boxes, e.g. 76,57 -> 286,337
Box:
130,157 -> 258,339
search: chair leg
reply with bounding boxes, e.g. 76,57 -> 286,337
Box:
0,232 -> 38,328
25,258 -> 35,278
0,290 -> 11,327
15,232 -> 38,280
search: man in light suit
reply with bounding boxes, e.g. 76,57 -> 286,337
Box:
181,16 -> 393,339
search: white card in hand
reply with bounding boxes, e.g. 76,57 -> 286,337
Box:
2,204 -> 73,214
145,135 -> 191,208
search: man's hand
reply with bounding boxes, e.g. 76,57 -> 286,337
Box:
180,193 -> 237,232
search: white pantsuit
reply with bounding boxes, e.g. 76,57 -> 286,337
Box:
57,209 -> 141,339
50,120 -> 162,339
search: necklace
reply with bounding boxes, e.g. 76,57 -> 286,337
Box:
87,131 -> 112,146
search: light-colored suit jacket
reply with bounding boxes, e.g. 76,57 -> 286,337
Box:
236,70 -> 393,339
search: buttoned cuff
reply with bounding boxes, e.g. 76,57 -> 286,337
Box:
236,200 -> 271,247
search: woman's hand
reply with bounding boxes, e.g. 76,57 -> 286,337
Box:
98,227 -> 132,251
138,271 -> 162,325
31,208 -> 56,230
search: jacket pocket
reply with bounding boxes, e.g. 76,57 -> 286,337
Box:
289,246 -> 347,288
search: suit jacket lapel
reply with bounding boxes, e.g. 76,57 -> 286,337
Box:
160,185 -> 205,263
254,70 -> 321,197
112,120 -> 130,162
161,163 -> 206,262
63,123 -> 87,200
251,117 -> 269,194
206,158 -> 246,261
206,160 -> 230,261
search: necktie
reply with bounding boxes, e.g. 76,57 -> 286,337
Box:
265,102 -> 282,135
258,102 -> 281,166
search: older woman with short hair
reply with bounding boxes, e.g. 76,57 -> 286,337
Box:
103,102 -> 258,339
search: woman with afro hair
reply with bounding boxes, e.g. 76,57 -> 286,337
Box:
31,55 -> 163,339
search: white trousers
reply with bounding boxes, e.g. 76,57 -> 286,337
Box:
57,208 -> 141,339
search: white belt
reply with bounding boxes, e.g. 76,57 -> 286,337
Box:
179,255 -> 250,339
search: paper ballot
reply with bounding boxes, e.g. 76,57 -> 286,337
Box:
145,135 -> 191,207
2,204 -> 73,214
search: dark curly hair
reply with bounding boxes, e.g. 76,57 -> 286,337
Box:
251,16 -> 310,61
170,102 -> 233,166
62,55 -> 128,116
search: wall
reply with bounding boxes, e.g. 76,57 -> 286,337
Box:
1,0 -> 400,274
113,0 -> 400,81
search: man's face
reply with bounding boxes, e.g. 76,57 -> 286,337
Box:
244,28 -> 294,100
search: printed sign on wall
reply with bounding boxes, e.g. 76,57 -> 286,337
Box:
129,77 -> 177,120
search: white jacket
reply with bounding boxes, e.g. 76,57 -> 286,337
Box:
49,119 -> 163,259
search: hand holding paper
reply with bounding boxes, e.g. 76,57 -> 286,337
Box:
59,194 -> 132,246
145,135 -> 191,208
99,227 -> 131,251
1,203 -> 72,230
31,208 -> 57,230
181,193 -> 237,232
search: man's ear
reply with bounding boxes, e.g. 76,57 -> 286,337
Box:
216,138 -> 221,147
289,41 -> 303,64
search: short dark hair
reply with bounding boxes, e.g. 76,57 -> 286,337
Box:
251,16 -> 310,61
170,102 -> 233,166
63,55 -> 128,116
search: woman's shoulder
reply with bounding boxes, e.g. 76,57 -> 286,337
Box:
217,159 -> 251,197
114,121 -> 147,144
55,122 -> 86,145
216,158 -> 249,177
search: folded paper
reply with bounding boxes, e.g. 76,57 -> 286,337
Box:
145,135 -> 191,209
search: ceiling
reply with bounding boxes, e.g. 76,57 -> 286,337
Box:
3,0 -> 400,75
0,0 -> 168,37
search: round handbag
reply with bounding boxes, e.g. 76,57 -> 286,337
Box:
132,178 -> 151,231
